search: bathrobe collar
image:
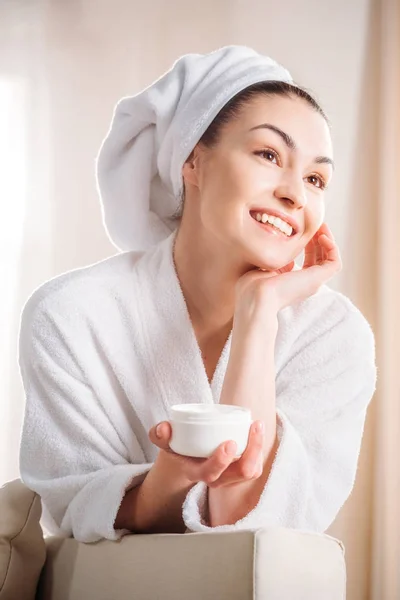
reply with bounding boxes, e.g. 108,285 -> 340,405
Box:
132,230 -> 232,414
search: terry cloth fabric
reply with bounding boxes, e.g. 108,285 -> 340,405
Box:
96,45 -> 293,252
18,229 -> 377,542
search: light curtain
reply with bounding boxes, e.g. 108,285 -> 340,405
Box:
370,0 -> 400,597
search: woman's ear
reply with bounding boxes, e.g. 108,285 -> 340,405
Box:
181,148 -> 202,188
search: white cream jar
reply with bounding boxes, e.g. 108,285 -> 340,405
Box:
168,403 -> 252,458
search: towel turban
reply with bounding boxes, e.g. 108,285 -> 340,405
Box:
96,45 -> 293,252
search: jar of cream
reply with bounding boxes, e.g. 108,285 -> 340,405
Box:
168,403 -> 252,458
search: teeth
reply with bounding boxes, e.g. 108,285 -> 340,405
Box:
254,213 -> 293,237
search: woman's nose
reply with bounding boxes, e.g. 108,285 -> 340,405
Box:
274,175 -> 306,209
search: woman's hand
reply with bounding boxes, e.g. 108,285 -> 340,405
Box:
148,420 -> 266,488
235,223 -> 342,316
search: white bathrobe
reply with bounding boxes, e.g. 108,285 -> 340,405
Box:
18,230 -> 377,543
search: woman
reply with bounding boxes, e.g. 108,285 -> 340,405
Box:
18,46 -> 377,542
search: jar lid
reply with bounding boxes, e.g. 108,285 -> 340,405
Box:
169,403 -> 252,423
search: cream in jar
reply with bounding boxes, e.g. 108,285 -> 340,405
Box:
168,403 -> 252,458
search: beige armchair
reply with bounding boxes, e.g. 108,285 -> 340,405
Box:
0,479 -> 346,600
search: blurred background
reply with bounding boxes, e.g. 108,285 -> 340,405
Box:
0,1 -> 399,598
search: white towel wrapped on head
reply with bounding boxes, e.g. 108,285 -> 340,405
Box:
96,45 -> 293,252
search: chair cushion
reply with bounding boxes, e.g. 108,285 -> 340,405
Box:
0,479 -> 46,600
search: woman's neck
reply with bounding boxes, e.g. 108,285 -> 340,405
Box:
172,227 -> 238,334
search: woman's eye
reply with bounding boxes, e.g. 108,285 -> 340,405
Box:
308,174 -> 327,190
255,151 -> 328,190
256,149 -> 279,164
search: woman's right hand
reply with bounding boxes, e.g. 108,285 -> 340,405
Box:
233,223 -> 341,317
148,420 -> 266,488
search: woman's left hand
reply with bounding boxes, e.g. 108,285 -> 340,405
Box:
235,223 -> 342,315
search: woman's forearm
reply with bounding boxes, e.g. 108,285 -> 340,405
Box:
114,452 -> 195,534
220,311 -> 278,450
209,310 -> 279,527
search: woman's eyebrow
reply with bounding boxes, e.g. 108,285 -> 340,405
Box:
249,123 -> 335,171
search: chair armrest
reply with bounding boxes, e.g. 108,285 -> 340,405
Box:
39,527 -> 346,600
254,526 -> 346,599
0,479 -> 46,600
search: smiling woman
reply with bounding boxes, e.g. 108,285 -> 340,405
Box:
18,45 -> 376,542
174,85 -> 335,283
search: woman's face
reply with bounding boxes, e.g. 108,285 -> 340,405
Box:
182,93 -> 334,271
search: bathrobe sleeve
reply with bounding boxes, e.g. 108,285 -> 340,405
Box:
18,294 -> 153,543
182,296 -> 377,533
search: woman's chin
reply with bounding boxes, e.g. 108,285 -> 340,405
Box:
249,253 -> 292,272
238,239 -> 297,272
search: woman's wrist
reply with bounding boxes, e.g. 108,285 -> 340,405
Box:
233,294 -> 279,332
115,451 -> 194,533
232,305 -> 278,349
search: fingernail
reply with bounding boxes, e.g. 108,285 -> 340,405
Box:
255,421 -> 265,435
156,424 -> 163,438
224,441 -> 237,455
